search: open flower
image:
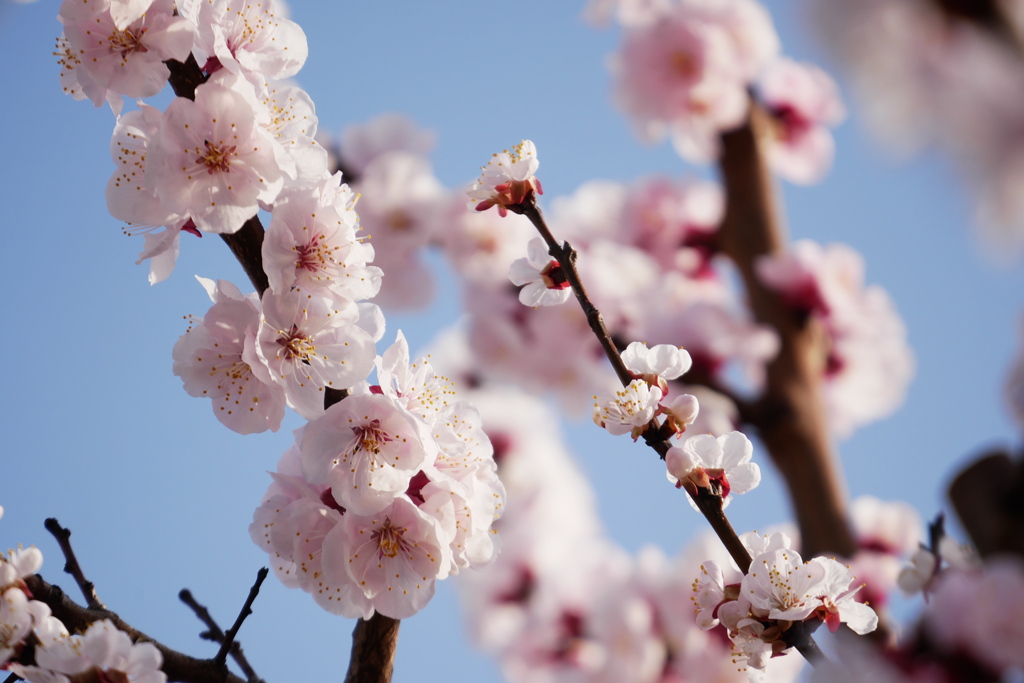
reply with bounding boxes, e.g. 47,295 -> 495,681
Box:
508,238 -> 572,307
593,379 -> 662,440
665,431 -> 760,507
467,140 -> 543,217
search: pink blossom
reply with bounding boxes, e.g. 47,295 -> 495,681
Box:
172,277 -> 286,434
148,80 -> 283,233
610,1 -> 778,161
926,557 -> 1024,672
351,151 -> 448,309
262,179 -> 381,301
300,394 -> 431,516
325,495 -> 451,619
58,0 -> 193,114
757,241 -> 913,437
13,619 -> 166,683
374,331 -> 456,424
253,290 -> 376,419
338,113 -> 436,176
757,58 -> 845,184
621,340 -> 692,387
188,0 -> 307,84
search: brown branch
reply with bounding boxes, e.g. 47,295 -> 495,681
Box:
214,569 -> 268,670
717,104 -> 856,559
24,575 -> 245,683
516,199 -> 635,388
43,518 -> 105,611
344,614 -> 400,683
180,590 -> 264,683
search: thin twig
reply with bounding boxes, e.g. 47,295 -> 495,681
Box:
214,569 -> 269,669
789,621 -> 829,666
43,518 -> 105,611
180,589 -> 265,683
517,199 -> 634,388
691,491 -> 752,573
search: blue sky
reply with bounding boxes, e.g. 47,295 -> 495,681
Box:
1,1 -> 1022,681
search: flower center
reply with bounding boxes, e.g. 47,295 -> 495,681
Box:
371,517 -> 410,559
196,140 -> 236,175
108,26 -> 148,60
670,50 -> 698,78
540,260 -> 570,290
275,325 -> 314,361
294,233 -> 338,275
351,419 -> 393,455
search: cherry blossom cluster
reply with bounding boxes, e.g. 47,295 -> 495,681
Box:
588,0 -> 844,183
756,240 -> 914,437
57,0 -> 327,282
0,517 -> 166,683
438,378 -> 805,683
249,333 -> 504,619
816,0 -> 1024,252
693,530 -> 878,680
55,0 -> 505,624
592,341 -> 699,440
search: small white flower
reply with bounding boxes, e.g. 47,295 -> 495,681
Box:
508,238 -> 571,307
592,379 -> 662,440
666,431 -> 760,507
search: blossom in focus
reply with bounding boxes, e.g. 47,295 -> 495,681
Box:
467,140 -> 543,217
58,0 -> 193,114
592,379 -> 662,440
188,0 -> 307,85
147,80 -> 283,234
300,393 -> 431,515
665,431 -> 760,507
172,277 -> 286,435
253,290 -> 376,419
757,57 -> 845,184
262,178 -> 381,301
508,238 -> 572,307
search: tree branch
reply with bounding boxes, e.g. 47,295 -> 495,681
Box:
43,518 -> 105,611
214,569 -> 268,671
344,614 -> 400,683
717,103 -> 856,558
179,589 -> 264,683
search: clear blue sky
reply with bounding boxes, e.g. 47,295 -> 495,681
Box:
1,1 -> 1022,681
